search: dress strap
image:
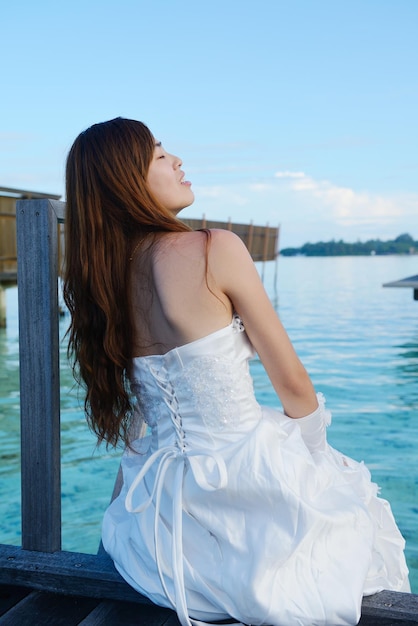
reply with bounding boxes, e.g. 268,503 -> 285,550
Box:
125,445 -> 228,626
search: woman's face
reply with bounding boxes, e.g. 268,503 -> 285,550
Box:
146,141 -> 194,214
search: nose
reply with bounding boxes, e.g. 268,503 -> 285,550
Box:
171,153 -> 182,168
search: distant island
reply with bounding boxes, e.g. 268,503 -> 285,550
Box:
280,233 -> 418,257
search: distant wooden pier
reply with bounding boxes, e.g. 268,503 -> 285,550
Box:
0,186 -> 62,283
0,188 -> 279,326
0,186 -> 61,327
383,274 -> 418,301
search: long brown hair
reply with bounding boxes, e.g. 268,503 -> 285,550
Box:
63,117 -> 191,447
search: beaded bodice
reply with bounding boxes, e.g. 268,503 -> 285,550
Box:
130,315 -> 262,452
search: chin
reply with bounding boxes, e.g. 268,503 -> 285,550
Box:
173,197 -> 195,215
172,207 -> 187,216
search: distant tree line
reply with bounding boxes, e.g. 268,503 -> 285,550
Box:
280,233 -> 418,257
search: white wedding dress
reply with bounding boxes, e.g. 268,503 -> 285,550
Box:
102,315 -> 410,626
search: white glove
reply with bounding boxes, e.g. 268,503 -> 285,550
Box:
294,392 -> 332,453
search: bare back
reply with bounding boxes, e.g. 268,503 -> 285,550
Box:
129,230 -> 233,357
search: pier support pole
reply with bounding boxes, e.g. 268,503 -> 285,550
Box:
0,286 -> 5,328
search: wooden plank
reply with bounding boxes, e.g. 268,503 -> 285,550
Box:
16,199 -> 63,552
360,616 -> 418,625
361,590 -> 418,623
1,546 -> 418,622
0,585 -> 31,617
0,545 -> 150,604
0,590 -> 99,626
79,599 -> 180,626
0,186 -> 61,200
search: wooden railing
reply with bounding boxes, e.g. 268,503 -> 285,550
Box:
0,199 -> 417,625
0,206 -> 278,328
182,217 -> 279,262
0,209 -> 278,287
0,212 -> 18,283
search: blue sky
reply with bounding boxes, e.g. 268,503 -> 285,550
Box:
1,0 -> 417,247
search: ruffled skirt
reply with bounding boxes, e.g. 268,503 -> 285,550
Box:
102,402 -> 410,626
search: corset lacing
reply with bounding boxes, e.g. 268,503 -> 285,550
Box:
125,364 -> 229,626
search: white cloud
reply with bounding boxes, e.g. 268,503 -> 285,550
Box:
196,185 -> 251,207
183,170 -> 418,247
248,183 -> 274,192
274,171 -> 306,179
273,170 -> 413,224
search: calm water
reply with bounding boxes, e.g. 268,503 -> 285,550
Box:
1,255 -> 417,591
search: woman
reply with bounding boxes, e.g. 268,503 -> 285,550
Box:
64,117 -> 409,626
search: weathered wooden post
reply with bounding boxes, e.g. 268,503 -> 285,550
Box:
246,221 -> 254,257
16,198 -> 65,552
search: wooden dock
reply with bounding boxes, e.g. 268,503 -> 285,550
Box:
0,186 -> 62,326
1,198 -> 417,625
1,551 -> 418,625
1,544 -> 418,625
0,589 -> 180,625
0,547 -> 181,625
0,186 -> 61,283
383,274 -> 418,301
1,587 -> 417,626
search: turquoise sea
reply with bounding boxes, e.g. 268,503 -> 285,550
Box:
1,255 -> 417,592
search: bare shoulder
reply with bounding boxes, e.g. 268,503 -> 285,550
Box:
207,229 -> 256,288
151,230 -> 209,291
154,229 -> 207,260
208,229 -> 253,263
208,228 -> 246,248
153,228 -> 247,266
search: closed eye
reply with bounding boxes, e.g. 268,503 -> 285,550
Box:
154,140 -> 164,159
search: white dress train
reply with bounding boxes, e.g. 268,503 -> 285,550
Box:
102,315 -> 410,626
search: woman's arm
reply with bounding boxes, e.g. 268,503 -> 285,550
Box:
208,229 -> 318,418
